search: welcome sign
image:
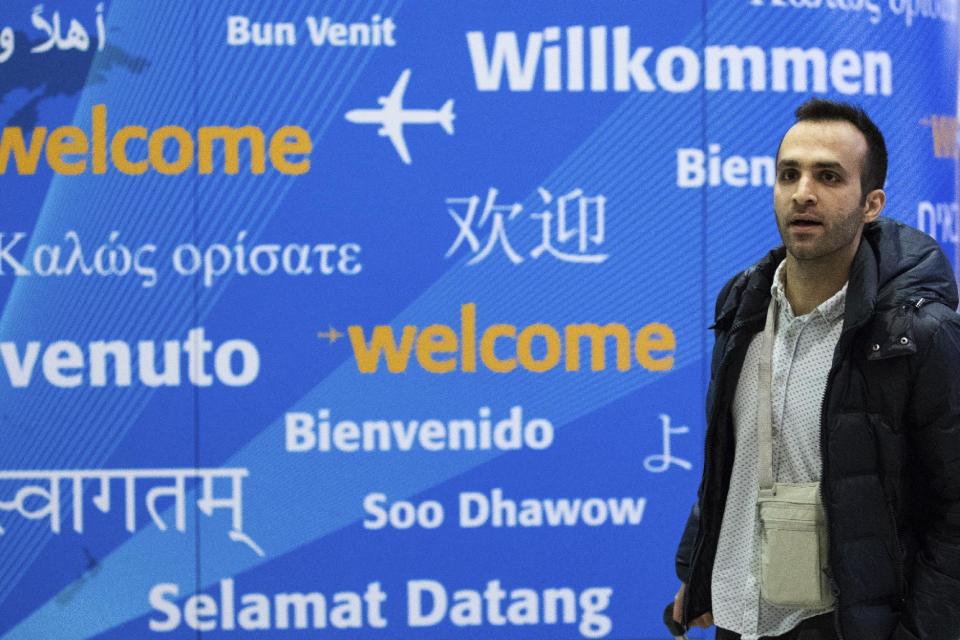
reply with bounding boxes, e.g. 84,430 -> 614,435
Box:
0,1 -> 956,638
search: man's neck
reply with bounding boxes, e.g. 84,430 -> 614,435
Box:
782,251 -> 854,316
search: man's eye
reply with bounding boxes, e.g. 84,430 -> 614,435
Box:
779,169 -> 797,181
821,172 -> 840,183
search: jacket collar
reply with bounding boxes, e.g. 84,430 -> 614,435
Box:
713,247 -> 782,333
842,233 -> 878,334
712,218 -> 957,334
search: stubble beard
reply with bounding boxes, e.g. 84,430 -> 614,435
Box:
779,204 -> 865,263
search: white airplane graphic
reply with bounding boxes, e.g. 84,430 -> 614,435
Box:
344,68 -> 455,165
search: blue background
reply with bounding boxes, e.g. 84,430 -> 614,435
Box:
0,1 -> 956,638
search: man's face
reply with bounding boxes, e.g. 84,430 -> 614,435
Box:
774,120 -> 870,263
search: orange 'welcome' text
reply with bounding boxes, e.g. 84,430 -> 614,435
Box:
347,303 -> 676,374
0,104 -> 312,176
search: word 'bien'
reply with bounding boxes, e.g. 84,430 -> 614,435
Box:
347,303 -> 675,374
0,105 -> 312,176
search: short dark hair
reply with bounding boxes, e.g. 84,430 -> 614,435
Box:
791,99 -> 887,195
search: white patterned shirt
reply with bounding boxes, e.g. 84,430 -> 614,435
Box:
711,260 -> 846,639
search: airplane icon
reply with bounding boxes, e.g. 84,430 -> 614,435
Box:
344,68 -> 455,165
317,326 -> 343,344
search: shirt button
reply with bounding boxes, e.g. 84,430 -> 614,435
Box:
900,336 -> 909,345
872,343 -> 880,351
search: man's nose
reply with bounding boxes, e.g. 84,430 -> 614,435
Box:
792,175 -> 817,206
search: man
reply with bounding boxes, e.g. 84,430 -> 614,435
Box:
672,99 -> 960,640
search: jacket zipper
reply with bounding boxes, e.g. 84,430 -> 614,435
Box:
684,377 -> 723,624
884,498 -> 907,606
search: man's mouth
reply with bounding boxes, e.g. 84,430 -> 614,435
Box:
790,219 -> 823,228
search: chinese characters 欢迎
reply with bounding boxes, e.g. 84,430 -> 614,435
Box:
445,187 -> 609,266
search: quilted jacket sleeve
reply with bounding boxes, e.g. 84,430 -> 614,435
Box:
894,313 -> 960,640
673,274 -> 743,584
674,276 -> 738,584
675,502 -> 700,582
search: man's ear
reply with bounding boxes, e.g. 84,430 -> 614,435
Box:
863,188 -> 885,223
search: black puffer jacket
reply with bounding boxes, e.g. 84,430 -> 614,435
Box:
676,219 -> 960,640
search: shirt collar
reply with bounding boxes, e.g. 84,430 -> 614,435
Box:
771,259 -> 847,323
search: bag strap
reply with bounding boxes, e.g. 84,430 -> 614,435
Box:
758,295 -> 777,497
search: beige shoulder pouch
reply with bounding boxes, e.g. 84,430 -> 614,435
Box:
756,295 -> 833,609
